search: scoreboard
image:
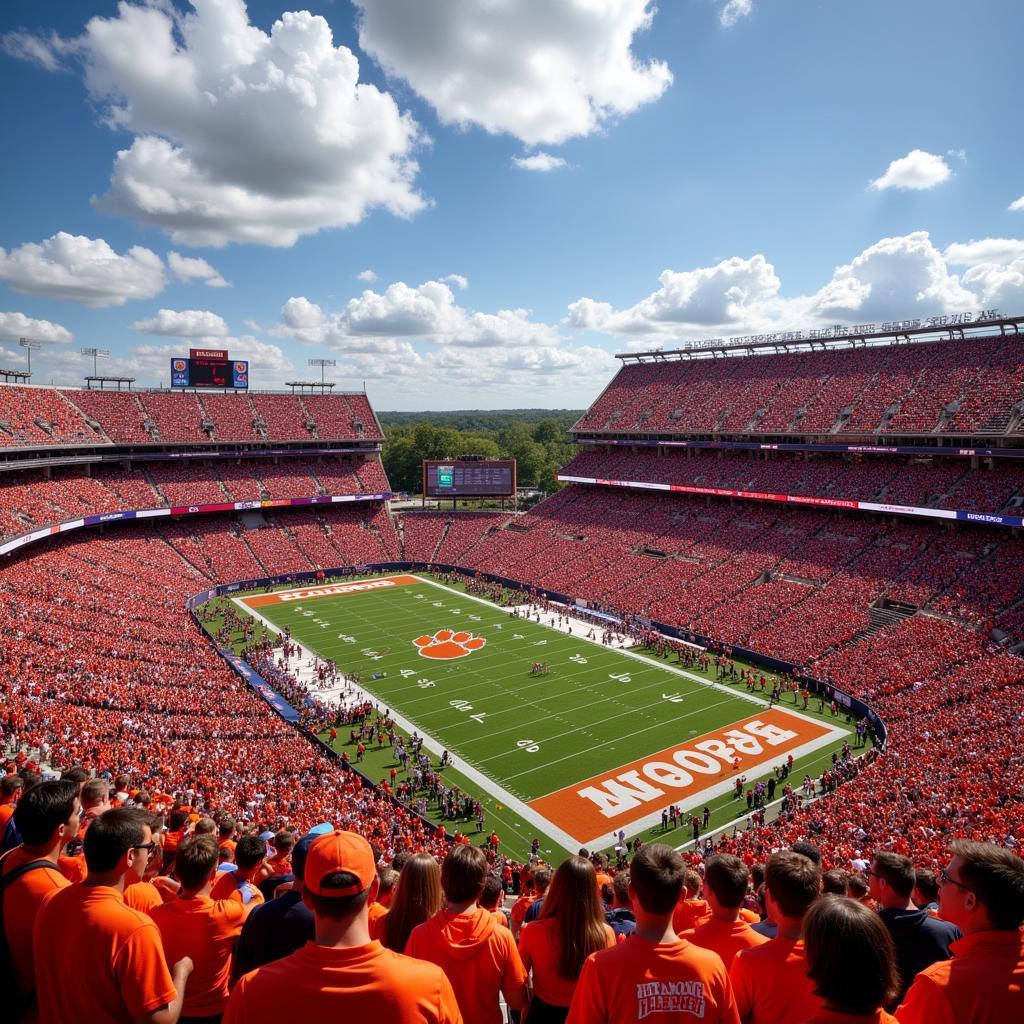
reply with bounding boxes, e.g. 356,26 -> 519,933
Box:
171,349 -> 248,389
423,459 -> 516,498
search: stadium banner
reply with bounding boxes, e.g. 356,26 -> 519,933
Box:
574,438 -> 1024,460
529,708 -> 837,843
97,447 -> 378,462
557,474 -> 1017,530
219,650 -> 300,723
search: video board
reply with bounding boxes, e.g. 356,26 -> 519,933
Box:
423,459 -> 516,498
171,350 -> 248,389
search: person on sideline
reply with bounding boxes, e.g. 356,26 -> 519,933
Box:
225,830 -> 461,1024
566,844 -> 739,1024
896,840 -> 1024,1024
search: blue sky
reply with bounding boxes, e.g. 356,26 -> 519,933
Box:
1,0 -> 1022,409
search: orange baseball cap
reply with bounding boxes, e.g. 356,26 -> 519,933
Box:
304,830 -> 376,897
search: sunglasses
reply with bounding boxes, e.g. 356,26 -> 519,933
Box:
939,868 -> 973,894
131,842 -> 158,854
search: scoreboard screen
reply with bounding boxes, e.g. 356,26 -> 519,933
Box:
423,459 -> 516,498
170,357 -> 249,389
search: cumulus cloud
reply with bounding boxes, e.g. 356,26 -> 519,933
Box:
720,1 -> 753,28
869,149 -> 953,191
0,311 -> 74,344
168,251 -> 229,288
275,278 -> 558,349
130,308 -> 231,338
354,0 -> 672,146
8,1 -> 426,247
1010,195 -> 1024,212
356,269 -> 378,282
0,232 -> 165,307
943,238 -> 1024,268
566,231 -> 1018,345
512,152 -> 568,172
442,274 -> 468,290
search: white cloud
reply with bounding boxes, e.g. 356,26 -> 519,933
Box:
442,274 -> 468,290
512,152 -> 568,172
275,278 -> 558,349
12,1 -> 426,247
0,232 -> 166,308
130,308 -> 231,338
1,29 -> 69,72
943,238 -> 1024,268
354,0 -> 672,146
566,231 -> 1010,344
720,1 -> 753,28
167,251 -> 229,288
869,149 -> 953,191
0,311 -> 74,344
1010,196 -> 1024,212
356,269 -> 378,283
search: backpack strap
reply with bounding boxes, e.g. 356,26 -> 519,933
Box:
0,855 -> 58,895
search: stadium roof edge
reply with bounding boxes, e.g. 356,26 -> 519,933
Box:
616,313 -> 1024,363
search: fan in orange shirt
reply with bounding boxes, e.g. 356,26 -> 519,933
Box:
518,856 -> 615,1018
150,834 -> 250,1019
225,830 -> 461,1024
730,851 -> 824,1024
512,865 -> 551,940
672,868 -> 712,932
567,844 -> 739,1024
685,855 -> 768,970
0,779 -> 79,1018
0,774 -> 24,834
210,834 -> 267,907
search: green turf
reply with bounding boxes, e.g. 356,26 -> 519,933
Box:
226,574 -> 856,861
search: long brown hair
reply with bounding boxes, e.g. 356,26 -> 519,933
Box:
382,852 -> 442,952
539,856 -> 608,978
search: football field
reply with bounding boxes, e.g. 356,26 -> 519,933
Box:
232,574 -> 852,859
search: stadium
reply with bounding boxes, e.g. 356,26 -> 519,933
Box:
2,3 -> 1023,1023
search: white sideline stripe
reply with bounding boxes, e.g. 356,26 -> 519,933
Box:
232,576 -> 851,852
231,587 -> 583,853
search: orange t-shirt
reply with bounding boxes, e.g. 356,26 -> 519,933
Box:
0,802 -> 16,833
125,879 -> 165,915
686,917 -> 769,970
894,929 -> 1024,1024
1,849 -> 69,999
730,936 -> 823,1024
510,893 -> 537,936
150,894 -> 248,1016
58,852 -> 86,883
800,1011 -> 898,1024
672,898 -> 712,933
211,870 -> 266,907
33,884 -> 177,1024
406,907 -> 527,1024
225,940 -> 462,1024
519,916 -> 615,1007
367,900 -> 388,934
566,935 -> 740,1024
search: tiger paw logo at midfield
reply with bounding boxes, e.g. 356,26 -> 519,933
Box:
413,629 -> 487,660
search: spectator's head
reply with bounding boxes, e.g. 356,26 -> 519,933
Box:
234,835 -> 266,874
703,854 -> 749,913
480,871 -> 504,913
62,766 -> 91,788
273,830 -> 295,856
611,870 -> 631,909
83,807 -> 154,881
868,850 -> 915,908
440,844 -> 488,906
0,775 -> 24,805
940,840 -> 1024,932
377,867 -> 400,906
175,835 -> 219,893
683,868 -> 703,899
629,844 -> 685,917
302,830 -> 377,923
804,897 -> 899,1015
194,817 -> 217,836
822,868 -> 850,896
532,865 -> 553,896
382,852 -> 441,952
846,872 -> 870,903
218,816 -> 236,841
80,779 -> 111,820
912,868 -> 940,909
789,841 -> 822,866
391,850 -> 413,873
765,851 -> 821,924
13,780 -> 80,851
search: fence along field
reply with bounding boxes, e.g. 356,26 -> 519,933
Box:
234,574 -> 852,857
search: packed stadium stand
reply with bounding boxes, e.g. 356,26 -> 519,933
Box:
1,327 -> 1023,973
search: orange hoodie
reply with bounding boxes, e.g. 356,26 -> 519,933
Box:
405,906 -> 527,1024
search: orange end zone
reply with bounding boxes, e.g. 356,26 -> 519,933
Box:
528,708 -> 834,845
241,574 -> 421,607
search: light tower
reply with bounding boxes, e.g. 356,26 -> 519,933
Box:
80,347 -> 110,377
19,337 -> 42,375
308,358 -> 336,389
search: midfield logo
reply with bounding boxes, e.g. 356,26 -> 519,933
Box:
413,629 -> 487,660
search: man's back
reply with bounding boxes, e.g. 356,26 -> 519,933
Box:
687,917 -> 769,970
895,929 -> 1024,1024
33,883 -> 176,1024
729,935 -> 823,1024
877,906 -> 960,1002
225,939 -> 462,1024
566,935 -> 740,1023
406,907 -> 526,1024
151,894 -> 247,1017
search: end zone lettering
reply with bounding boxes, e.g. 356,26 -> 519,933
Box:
529,708 -> 834,843
242,574 -> 420,607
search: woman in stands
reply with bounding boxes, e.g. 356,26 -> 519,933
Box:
518,856 -> 615,1023
801,895 -> 900,1023
380,851 -> 442,953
